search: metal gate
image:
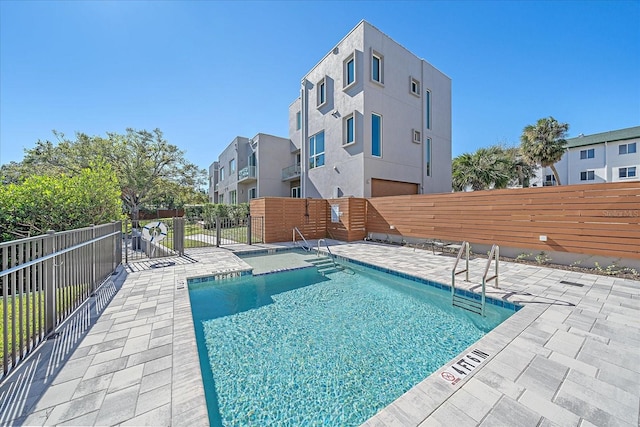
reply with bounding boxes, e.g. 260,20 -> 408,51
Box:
123,215 -> 264,262
182,215 -> 264,249
122,218 -> 183,263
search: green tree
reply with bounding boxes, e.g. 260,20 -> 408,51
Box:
8,128 -> 206,218
452,146 -> 512,191
0,163 -> 122,242
520,117 -> 569,185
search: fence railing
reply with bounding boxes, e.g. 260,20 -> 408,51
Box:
0,221 -> 121,379
182,215 -> 264,248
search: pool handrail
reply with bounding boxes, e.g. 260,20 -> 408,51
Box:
293,227 -> 311,251
316,239 -> 337,268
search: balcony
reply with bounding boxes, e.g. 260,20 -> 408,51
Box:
238,166 -> 257,183
281,164 -> 301,181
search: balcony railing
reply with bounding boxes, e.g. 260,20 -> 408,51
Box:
238,166 -> 257,182
282,164 -> 301,180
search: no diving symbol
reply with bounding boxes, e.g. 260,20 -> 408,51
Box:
441,372 -> 456,382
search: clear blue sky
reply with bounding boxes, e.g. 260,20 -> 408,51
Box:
1,0 -> 639,173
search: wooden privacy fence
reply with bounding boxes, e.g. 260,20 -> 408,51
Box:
252,182 -> 640,261
367,182 -> 640,260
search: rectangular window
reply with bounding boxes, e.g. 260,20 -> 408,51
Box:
371,113 -> 382,157
296,111 -> 301,130
410,77 -> 420,96
425,138 -> 431,176
544,175 -> 556,186
317,78 -> 326,107
229,159 -> 236,173
371,51 -> 383,84
219,166 -> 224,181
619,142 -> 637,155
248,188 -> 257,199
413,129 -> 421,143
291,186 -> 301,198
425,90 -> 431,130
580,148 -> 594,159
344,54 -> 355,88
344,114 -> 355,145
619,167 -> 637,178
309,131 -> 325,169
229,190 -> 237,204
580,170 -> 595,181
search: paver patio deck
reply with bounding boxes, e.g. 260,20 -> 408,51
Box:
0,241 -> 638,426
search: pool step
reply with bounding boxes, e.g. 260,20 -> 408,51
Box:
306,256 -> 344,275
452,291 -> 483,315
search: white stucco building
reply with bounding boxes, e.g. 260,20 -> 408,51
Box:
287,20 -> 452,198
533,126 -> 640,187
209,20 -> 452,202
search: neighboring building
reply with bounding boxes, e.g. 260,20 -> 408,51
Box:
209,20 -> 452,203
209,134 -> 292,204
533,126 -> 640,187
290,20 -> 452,198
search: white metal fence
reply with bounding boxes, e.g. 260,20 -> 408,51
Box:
0,221 -> 121,380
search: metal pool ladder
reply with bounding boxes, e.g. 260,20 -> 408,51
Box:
451,242 -> 497,316
293,227 -> 311,251
316,239 -> 337,268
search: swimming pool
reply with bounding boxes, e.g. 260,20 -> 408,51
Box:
188,252 -> 517,426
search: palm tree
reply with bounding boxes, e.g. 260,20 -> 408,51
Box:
520,117 -> 569,185
452,146 -> 512,191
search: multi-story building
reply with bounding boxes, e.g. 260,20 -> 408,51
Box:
209,134 -> 292,203
288,20 -> 452,198
534,125 -> 640,186
209,20 -> 452,203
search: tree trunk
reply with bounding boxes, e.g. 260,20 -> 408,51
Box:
549,164 -> 562,186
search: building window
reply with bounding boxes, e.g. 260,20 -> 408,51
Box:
296,111 -> 301,130
317,77 -> 327,107
580,148 -> 595,159
229,190 -> 237,204
291,186 -> 301,198
219,194 -> 224,204
413,129 -> 421,144
619,142 -> 637,155
309,131 -> 325,169
580,170 -> 595,181
425,90 -> 431,130
219,166 -> 225,181
619,167 -> 637,178
371,113 -> 382,157
229,159 -> 236,173
371,51 -> 383,84
410,77 -> 420,96
543,175 -> 556,186
344,54 -> 355,88
343,114 -> 355,145
425,138 -> 431,176
248,188 -> 257,199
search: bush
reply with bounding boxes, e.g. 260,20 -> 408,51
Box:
0,163 -> 122,242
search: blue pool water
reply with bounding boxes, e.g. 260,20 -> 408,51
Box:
189,256 -> 515,426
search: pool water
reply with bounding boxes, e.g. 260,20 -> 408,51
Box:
189,256 -> 514,426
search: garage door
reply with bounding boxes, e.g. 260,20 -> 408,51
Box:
371,179 -> 419,197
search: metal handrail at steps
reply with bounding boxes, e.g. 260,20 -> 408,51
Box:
316,239 -> 337,268
451,241 -> 483,316
483,244 -> 499,290
292,227 -> 311,251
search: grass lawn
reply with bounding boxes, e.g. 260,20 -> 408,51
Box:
1,283 -> 89,366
